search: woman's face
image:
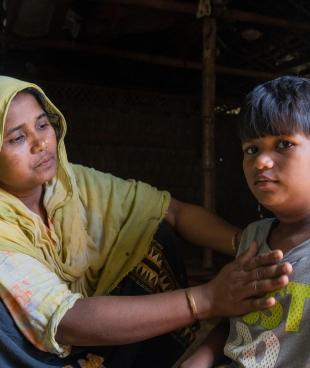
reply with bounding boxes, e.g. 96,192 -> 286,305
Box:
0,92 -> 57,195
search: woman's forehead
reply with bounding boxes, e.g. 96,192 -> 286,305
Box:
5,93 -> 44,131
7,93 -> 43,116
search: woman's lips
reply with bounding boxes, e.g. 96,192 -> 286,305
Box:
34,154 -> 55,168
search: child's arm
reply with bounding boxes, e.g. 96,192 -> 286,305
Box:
180,319 -> 229,368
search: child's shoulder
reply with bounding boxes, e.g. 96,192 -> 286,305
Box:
237,217 -> 275,256
246,217 -> 275,232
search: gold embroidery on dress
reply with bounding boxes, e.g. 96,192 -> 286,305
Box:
78,353 -> 105,368
129,240 -> 197,346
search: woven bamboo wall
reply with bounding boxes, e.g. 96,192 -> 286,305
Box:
40,80 -> 204,206
38,80 -> 260,271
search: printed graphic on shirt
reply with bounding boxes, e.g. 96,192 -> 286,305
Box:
224,281 -> 310,367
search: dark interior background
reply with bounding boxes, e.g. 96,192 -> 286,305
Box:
2,0 -> 309,275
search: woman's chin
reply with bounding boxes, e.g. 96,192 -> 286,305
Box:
36,163 -> 57,184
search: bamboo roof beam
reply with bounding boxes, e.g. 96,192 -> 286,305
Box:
104,0 -> 196,14
222,9 -> 310,32
105,0 -> 310,32
9,38 -> 280,80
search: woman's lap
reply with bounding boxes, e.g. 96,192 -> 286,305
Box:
0,221 -> 197,368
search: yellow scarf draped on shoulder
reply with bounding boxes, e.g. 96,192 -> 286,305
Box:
0,76 -> 170,295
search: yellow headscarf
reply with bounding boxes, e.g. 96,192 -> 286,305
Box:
0,76 -> 170,296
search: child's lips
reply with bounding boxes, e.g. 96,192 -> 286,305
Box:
254,175 -> 278,189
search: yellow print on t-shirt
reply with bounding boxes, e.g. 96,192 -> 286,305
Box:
243,282 -> 310,332
224,282 -> 310,368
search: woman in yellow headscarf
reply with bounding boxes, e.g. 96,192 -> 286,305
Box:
0,76 -> 291,368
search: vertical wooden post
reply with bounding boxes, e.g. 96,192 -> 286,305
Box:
202,16 -> 216,268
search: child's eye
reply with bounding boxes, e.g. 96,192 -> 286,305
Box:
243,145 -> 258,155
277,140 -> 294,150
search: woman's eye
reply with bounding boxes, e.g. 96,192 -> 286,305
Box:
37,120 -> 50,129
277,140 -> 293,150
244,145 -> 258,155
9,135 -> 25,144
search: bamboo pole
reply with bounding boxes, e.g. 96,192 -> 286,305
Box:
201,16 -> 216,269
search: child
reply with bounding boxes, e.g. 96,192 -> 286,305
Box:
181,75 -> 310,368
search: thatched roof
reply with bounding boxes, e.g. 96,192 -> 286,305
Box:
3,0 -> 310,97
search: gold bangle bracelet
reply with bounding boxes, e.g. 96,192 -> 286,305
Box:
185,288 -> 199,321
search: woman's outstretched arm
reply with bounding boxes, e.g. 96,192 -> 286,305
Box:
56,242 -> 292,346
165,198 -> 241,256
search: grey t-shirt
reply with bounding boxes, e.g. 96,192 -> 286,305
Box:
224,218 -> 310,368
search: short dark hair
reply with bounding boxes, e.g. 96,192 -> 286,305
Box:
239,75 -> 310,141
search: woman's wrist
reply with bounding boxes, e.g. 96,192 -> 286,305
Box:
185,288 -> 199,322
189,285 -> 214,320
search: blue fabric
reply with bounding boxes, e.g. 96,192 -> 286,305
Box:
0,298 -> 107,367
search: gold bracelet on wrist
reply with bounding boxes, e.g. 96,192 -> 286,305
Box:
185,288 -> 199,322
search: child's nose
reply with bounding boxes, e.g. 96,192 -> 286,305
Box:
255,154 -> 274,170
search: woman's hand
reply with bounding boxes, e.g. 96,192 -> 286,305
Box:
192,240 -> 293,319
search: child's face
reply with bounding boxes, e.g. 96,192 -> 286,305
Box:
242,133 -> 310,216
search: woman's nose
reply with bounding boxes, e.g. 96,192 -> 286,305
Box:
32,139 -> 48,153
255,154 -> 274,170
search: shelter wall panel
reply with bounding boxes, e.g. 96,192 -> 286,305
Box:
41,81 -> 203,205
